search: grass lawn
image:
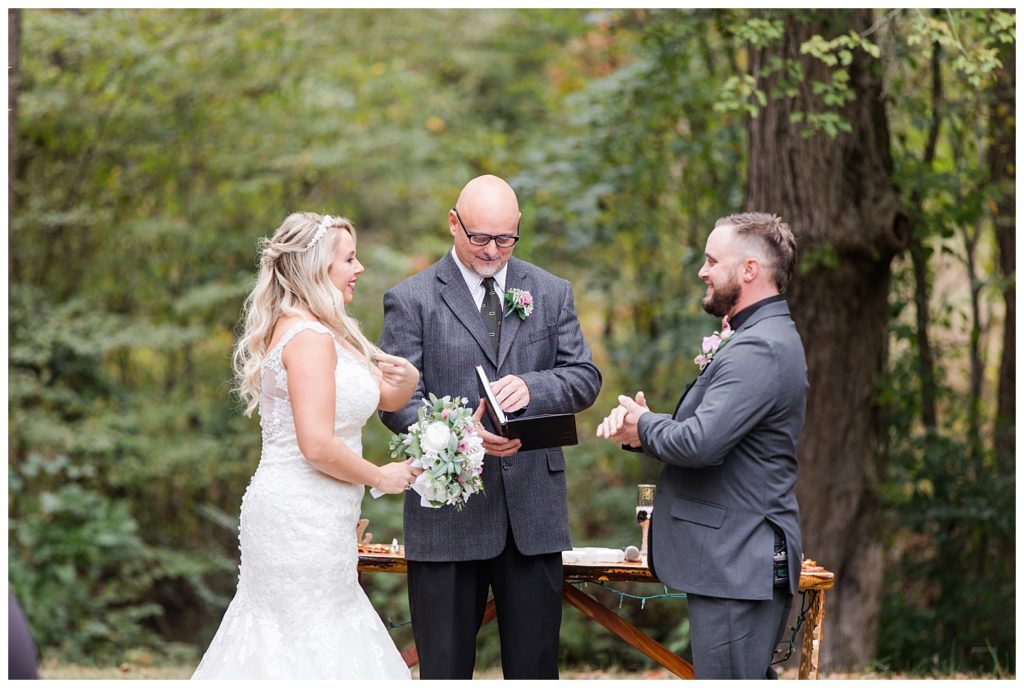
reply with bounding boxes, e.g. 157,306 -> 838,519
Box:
39,659 -> 1002,680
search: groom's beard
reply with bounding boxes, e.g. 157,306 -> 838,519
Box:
701,270 -> 742,318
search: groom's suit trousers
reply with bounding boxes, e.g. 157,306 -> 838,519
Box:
685,589 -> 793,680
407,526 -> 562,680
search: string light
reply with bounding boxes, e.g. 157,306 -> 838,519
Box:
575,581 -> 687,609
771,590 -> 811,665
385,618 -> 412,631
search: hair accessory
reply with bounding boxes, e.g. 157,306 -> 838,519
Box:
306,214 -> 333,250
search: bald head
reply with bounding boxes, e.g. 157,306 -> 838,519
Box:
449,175 -> 522,278
455,175 -> 520,227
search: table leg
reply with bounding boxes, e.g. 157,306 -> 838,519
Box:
400,598 -> 498,668
798,590 -> 826,679
562,583 -> 695,679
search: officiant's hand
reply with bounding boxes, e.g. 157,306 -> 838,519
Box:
472,399 -> 522,457
490,375 -> 530,413
595,391 -> 649,447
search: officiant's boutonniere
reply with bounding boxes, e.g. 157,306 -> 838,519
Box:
503,288 -> 534,320
694,318 -> 733,372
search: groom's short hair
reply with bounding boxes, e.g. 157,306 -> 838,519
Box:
715,212 -> 797,293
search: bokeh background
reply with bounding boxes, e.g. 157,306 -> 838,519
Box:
7,8 -> 1015,677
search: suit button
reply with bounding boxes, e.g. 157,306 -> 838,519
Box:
502,462 -> 511,470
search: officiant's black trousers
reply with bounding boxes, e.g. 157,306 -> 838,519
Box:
407,534 -> 562,679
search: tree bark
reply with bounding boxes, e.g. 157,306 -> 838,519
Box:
744,10 -> 907,670
990,23 -> 1015,475
9,9 -> 22,281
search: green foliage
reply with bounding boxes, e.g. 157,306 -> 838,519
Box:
8,278 -> 239,663
878,315 -> 1015,674
9,454 -> 159,662
874,9 -> 1016,673
714,74 -> 766,119
516,9 -> 745,412
904,10 -> 1015,88
9,7 -> 1014,674
731,16 -> 784,48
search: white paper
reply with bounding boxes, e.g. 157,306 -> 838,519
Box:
475,365 -> 507,425
561,547 -> 626,565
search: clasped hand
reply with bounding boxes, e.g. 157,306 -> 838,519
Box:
595,391 -> 650,447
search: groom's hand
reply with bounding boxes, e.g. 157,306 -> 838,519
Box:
490,375 -> 530,413
472,399 -> 522,457
596,391 -> 649,447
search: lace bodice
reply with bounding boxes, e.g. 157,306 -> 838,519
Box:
258,320 -> 380,461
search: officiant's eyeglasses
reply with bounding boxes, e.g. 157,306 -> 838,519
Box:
453,207 -> 520,248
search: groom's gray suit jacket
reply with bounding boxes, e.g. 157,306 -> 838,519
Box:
380,253 -> 601,562
638,300 -> 807,600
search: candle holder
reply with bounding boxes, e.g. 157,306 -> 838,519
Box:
636,483 -> 656,559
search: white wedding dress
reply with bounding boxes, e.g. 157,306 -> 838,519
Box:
193,321 -> 410,679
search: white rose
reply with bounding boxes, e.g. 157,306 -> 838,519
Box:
420,421 -> 452,454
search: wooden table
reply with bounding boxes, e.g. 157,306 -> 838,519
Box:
358,549 -> 834,679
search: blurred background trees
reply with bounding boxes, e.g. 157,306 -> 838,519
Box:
7,8 -> 1014,675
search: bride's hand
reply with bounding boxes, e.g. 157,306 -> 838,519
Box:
375,461 -> 419,494
376,352 -> 419,391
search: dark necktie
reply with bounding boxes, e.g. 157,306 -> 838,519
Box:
480,277 -> 502,352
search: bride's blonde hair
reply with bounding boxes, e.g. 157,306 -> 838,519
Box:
232,211 -> 379,417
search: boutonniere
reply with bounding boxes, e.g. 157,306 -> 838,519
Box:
694,318 -> 733,372
503,288 -> 534,320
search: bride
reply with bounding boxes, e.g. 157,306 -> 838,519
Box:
193,212 -> 420,679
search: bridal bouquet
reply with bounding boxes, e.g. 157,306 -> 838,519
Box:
387,394 -> 485,511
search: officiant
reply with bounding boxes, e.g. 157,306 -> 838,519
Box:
379,175 -> 602,680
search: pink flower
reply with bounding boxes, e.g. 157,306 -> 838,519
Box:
695,322 -> 736,372
503,288 -> 534,320
441,408 -> 452,420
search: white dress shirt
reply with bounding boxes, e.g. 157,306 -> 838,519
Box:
451,248 -> 507,310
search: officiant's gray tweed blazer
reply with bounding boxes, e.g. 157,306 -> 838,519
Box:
638,300 -> 807,600
380,253 -> 601,561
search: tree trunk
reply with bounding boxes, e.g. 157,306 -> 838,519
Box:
744,10 -> 907,670
908,36 -> 943,431
990,24 -> 1015,475
9,9 -> 21,281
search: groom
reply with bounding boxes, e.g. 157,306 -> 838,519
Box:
379,175 -> 601,679
597,212 -> 807,679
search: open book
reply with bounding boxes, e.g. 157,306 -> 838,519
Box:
475,366 -> 579,452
